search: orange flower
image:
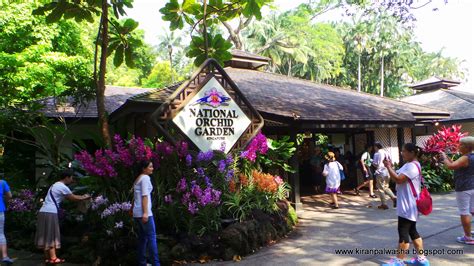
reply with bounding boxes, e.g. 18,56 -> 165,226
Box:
239,174 -> 249,187
229,180 -> 236,193
252,170 -> 278,193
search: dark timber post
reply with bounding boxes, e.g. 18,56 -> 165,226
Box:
411,127 -> 417,144
289,132 -> 303,213
397,128 -> 404,164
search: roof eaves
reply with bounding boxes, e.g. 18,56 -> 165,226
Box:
242,69 -> 448,116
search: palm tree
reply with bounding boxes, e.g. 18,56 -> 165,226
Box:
350,21 -> 373,93
157,30 -> 182,83
244,13 -> 310,75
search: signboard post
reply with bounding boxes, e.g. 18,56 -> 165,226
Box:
150,59 -> 264,153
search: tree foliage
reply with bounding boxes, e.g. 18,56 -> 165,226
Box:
142,61 -> 181,88
242,2 -> 463,98
0,2 -> 94,106
34,0 -> 143,146
160,0 -> 273,66
335,6 -> 464,97
244,6 -> 345,82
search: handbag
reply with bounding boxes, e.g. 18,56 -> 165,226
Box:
338,162 -> 346,181
408,162 -> 433,216
49,185 -> 66,221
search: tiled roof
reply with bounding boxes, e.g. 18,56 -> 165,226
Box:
231,49 -> 270,62
133,68 -> 449,123
402,89 -> 474,121
39,86 -> 155,118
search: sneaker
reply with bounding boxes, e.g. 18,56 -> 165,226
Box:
404,257 -> 430,266
382,258 -> 405,266
2,257 -> 14,264
456,235 -> 474,245
370,194 -> 377,198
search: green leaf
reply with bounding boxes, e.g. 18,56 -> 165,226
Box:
45,7 -> 65,23
182,0 -> 200,15
194,54 -> 208,66
124,48 -> 134,68
243,0 -> 263,20
122,18 -> 139,33
107,41 -> 121,57
113,45 -> 124,67
32,2 -> 57,16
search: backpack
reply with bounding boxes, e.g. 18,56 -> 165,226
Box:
408,162 -> 433,216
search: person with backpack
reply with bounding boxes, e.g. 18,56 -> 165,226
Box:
440,136 -> 474,245
35,169 -> 91,264
354,144 -> 377,198
373,142 -> 397,210
322,152 -> 344,209
382,143 -> 430,266
0,174 -> 13,264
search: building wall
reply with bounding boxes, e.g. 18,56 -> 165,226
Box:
370,128 -> 404,163
414,121 -> 474,147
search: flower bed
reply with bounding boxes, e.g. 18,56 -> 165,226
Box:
3,132 -> 297,264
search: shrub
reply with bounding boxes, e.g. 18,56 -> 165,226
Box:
421,124 -> 469,192
70,133 -> 295,262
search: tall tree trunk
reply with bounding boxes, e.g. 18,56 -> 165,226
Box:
287,59 -> 292,77
169,46 -> 174,83
203,0 -> 208,58
97,0 -> 112,147
380,55 -> 384,97
357,53 -> 361,93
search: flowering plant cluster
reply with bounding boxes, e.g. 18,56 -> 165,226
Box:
165,149 -> 234,215
8,189 -> 35,212
74,135 -> 153,178
100,201 -> 131,218
240,132 -> 268,162
252,170 -> 283,193
174,177 -> 222,215
73,133 -> 293,236
87,195 -> 134,240
424,125 -> 469,153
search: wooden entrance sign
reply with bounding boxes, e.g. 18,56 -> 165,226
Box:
150,59 -> 264,153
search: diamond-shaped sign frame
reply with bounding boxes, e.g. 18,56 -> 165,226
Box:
150,58 -> 264,153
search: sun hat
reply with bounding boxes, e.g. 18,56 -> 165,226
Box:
325,152 -> 336,161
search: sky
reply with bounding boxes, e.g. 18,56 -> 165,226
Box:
126,0 -> 474,91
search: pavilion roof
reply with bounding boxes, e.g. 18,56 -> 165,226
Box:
123,67 -> 449,125
402,89 -> 474,122
38,86 -> 154,118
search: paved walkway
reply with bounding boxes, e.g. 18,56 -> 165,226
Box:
7,192 -> 473,265
211,191 -> 473,266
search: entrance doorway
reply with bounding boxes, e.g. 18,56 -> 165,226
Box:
298,131 -> 374,196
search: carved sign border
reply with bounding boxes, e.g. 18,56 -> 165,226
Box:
150,58 -> 264,152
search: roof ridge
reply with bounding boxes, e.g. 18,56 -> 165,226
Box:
105,85 -> 156,90
229,68 -> 445,114
444,89 -> 474,105
128,81 -> 184,100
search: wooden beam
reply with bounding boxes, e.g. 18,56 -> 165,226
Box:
288,132 -> 303,213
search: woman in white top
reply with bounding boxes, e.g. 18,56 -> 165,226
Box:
322,152 -> 343,209
383,143 -> 429,266
35,169 -> 90,264
132,161 -> 159,266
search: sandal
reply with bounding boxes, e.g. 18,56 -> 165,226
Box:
354,188 -> 360,196
48,258 -> 65,264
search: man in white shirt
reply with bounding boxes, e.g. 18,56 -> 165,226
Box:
373,142 -> 397,209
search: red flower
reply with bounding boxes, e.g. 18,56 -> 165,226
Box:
424,125 -> 469,153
